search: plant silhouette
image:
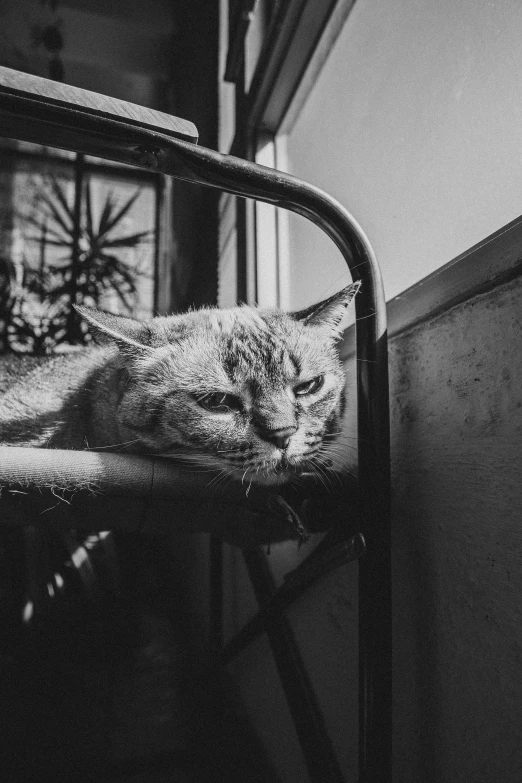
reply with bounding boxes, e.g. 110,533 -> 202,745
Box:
6,170 -> 153,353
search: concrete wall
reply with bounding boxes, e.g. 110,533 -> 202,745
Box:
391,274 -> 522,782
219,266 -> 522,782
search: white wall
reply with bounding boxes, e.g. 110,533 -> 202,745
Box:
220,253 -> 522,783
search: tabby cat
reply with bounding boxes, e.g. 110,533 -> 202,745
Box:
0,283 -> 359,489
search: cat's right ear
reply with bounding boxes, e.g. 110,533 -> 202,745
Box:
74,306 -> 153,357
290,282 -> 361,338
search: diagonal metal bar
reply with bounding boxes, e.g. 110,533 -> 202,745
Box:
222,534 -> 365,664
242,547 -> 345,783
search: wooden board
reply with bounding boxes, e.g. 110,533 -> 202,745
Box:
0,66 -> 198,144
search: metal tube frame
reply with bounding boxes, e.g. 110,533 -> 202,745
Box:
0,79 -> 391,782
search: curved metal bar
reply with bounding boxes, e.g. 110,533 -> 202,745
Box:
0,90 -> 390,508
150,137 -> 390,500
0,90 -> 391,541
151,138 -> 391,782
0,83 -> 391,781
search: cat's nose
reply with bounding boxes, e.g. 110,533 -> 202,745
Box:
257,425 -> 297,450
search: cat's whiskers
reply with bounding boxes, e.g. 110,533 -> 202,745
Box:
321,439 -> 354,452
306,462 -> 329,492
318,461 -> 345,486
205,472 -> 223,491
318,442 -> 358,470
319,454 -> 358,482
319,449 -> 358,475
206,468 -> 231,491
210,463 -> 242,492
321,435 -> 358,452
88,438 -> 141,451
322,431 -> 358,442
322,433 -> 357,443
153,454 -> 220,476
234,462 -> 255,496
319,441 -> 353,458
311,459 -> 334,491
156,451 -> 232,477
318,453 -> 347,472
355,311 -> 376,322
194,454 -> 232,473
323,429 -> 371,446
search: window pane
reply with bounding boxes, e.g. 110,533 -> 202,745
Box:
283,0 -> 522,307
85,171 -> 155,319
0,147 -> 156,353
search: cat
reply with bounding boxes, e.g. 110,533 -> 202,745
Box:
0,283 -> 359,490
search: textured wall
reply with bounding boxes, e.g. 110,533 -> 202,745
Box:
220,273 -> 522,782
391,275 -> 522,782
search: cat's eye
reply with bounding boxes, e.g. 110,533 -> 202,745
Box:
293,375 -> 324,396
196,392 -> 243,413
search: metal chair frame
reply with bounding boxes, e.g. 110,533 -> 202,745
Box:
0,67 -> 391,782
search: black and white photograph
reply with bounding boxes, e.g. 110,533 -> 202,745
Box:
0,2 -> 520,781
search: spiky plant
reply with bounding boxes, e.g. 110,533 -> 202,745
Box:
11,172 -> 153,350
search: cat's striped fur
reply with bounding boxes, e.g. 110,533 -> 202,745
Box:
0,284 -> 359,487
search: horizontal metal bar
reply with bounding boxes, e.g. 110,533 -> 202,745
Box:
0,446 -> 217,498
0,145 -> 161,184
0,448 -> 350,550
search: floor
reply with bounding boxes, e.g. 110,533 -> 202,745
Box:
0,530 -> 278,783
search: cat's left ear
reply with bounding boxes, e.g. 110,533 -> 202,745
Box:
291,282 -> 361,338
74,305 -> 153,357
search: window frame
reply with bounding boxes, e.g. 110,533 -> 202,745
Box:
224,0 -> 522,341
0,142 -> 166,316
224,0 -> 356,307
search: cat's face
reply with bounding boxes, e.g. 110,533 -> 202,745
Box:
76,283 -> 359,486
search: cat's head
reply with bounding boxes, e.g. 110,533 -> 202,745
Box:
76,282 -> 359,486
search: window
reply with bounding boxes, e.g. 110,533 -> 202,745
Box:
0,142 -> 160,353
281,0 -> 522,307
221,0 -> 522,316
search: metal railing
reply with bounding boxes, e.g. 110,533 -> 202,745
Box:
0,66 -> 391,782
